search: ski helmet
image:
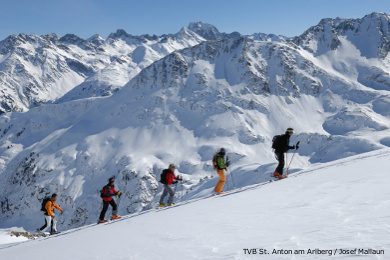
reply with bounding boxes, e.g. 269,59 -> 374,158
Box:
286,127 -> 294,134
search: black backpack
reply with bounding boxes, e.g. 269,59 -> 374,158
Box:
100,185 -> 109,198
160,169 -> 170,184
40,197 -> 50,212
272,135 -> 282,150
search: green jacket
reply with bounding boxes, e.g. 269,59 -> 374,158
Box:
216,153 -> 226,170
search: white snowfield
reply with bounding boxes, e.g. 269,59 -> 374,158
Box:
0,148 -> 389,260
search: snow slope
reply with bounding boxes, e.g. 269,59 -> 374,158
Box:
0,148 -> 389,259
1,12 -> 390,232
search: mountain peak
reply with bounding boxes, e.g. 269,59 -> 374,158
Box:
364,11 -> 390,19
59,34 -> 87,44
87,34 -> 105,45
188,22 -> 221,40
107,29 -> 132,40
42,33 -> 61,43
187,22 -> 242,41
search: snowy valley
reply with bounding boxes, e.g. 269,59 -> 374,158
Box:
0,12 -> 389,256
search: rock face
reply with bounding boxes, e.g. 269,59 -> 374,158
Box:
0,13 -> 390,231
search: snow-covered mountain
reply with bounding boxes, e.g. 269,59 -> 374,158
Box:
0,21 -> 294,115
57,27 -> 208,103
0,33 -> 87,113
0,12 -> 390,232
294,12 -> 390,58
1,148 -> 389,259
0,26 -> 207,114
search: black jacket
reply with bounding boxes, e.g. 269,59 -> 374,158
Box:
274,134 -> 295,153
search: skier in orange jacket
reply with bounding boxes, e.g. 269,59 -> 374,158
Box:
37,193 -> 64,235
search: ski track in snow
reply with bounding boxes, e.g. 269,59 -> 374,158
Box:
0,148 -> 389,259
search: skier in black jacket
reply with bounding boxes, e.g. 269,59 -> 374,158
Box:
273,128 -> 299,179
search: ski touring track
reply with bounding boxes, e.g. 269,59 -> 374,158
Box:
1,148 -> 388,251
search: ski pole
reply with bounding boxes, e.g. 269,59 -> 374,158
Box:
116,178 -> 122,214
180,181 -> 183,199
174,181 -> 178,199
58,210 -> 64,232
286,141 -> 300,176
227,168 -> 236,190
285,152 -> 288,176
174,181 -> 178,192
224,169 -> 230,191
117,196 -> 121,208
177,179 -> 184,201
226,157 -> 235,189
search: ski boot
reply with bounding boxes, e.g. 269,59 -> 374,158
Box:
159,204 -> 167,207
111,215 -> 121,220
98,219 -> 108,224
36,229 -> 45,237
168,203 -> 176,206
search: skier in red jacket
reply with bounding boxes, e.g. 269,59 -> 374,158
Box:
159,164 -> 182,207
99,177 -> 121,223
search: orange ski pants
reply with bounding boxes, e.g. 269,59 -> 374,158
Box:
214,169 -> 226,193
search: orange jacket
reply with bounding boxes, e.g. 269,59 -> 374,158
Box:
45,199 -> 63,217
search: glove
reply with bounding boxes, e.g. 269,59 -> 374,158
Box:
177,176 -> 183,181
117,191 -> 122,197
61,210 -> 65,215
226,161 -> 230,167
296,145 -> 299,150
172,180 -> 178,184
52,215 -> 55,219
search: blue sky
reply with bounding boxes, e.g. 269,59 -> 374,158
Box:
0,0 -> 389,41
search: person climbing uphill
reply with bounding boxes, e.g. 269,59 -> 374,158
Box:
272,127 -> 299,179
159,164 -> 182,206
213,148 -> 229,195
37,193 -> 64,235
99,177 -> 121,223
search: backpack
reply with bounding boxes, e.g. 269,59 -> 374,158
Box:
100,185 -> 108,198
160,169 -> 170,184
40,197 -> 51,212
212,153 -> 219,170
272,135 -> 282,150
